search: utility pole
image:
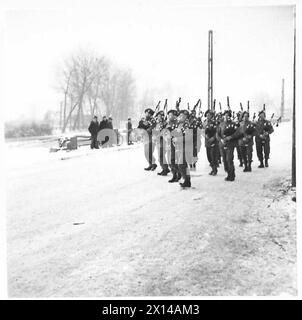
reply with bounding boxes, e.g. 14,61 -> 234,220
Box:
208,30 -> 213,110
292,7 -> 296,187
281,78 -> 285,119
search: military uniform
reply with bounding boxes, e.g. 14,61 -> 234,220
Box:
172,110 -> 192,188
234,112 -> 244,167
233,112 -> 257,172
204,118 -> 219,175
255,112 -> 274,167
217,118 -> 228,172
137,108 -> 157,170
163,110 -> 181,182
188,111 -> 202,170
154,111 -> 170,175
217,110 -> 238,181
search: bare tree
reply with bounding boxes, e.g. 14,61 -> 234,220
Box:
56,49 -> 136,132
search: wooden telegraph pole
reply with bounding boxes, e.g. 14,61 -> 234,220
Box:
292,7 -> 296,187
208,30 -> 213,110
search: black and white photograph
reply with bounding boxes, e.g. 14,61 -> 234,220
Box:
0,0 -> 300,300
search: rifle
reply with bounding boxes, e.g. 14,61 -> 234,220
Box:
219,102 -> 222,111
240,103 -> 243,111
227,96 -> 230,110
197,100 -> 202,117
154,101 -> 161,113
193,99 -> 200,111
276,116 -> 281,127
175,99 -> 180,113
187,102 -> 190,111
247,101 -> 250,112
163,99 -> 168,120
252,112 -> 256,121
263,104 -> 266,111
213,99 -> 216,111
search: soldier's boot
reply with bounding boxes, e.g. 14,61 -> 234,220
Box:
243,160 -> 248,172
168,173 -> 178,183
176,172 -> 182,181
239,159 -> 243,167
212,166 -> 218,176
224,173 -> 230,181
150,164 -> 157,171
258,161 -> 264,168
248,161 -> 252,172
265,159 -> 269,167
160,168 -> 170,176
180,177 -> 191,188
144,165 -> 152,171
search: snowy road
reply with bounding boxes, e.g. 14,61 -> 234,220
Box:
5,122 -> 296,297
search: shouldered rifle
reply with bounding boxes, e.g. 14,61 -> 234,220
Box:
175,99 -> 180,113
213,99 -> 216,111
163,98 -> 168,120
154,100 -> 161,113
227,96 -> 230,110
247,101 -> 250,112
193,99 -> 200,111
240,103 -> 243,111
252,112 -> 256,121
219,102 -> 222,111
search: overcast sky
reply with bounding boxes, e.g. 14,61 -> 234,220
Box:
2,0 -> 294,121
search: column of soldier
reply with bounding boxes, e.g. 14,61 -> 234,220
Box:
137,97 -> 280,189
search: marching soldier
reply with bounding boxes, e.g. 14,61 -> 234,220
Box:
163,109 -> 181,183
217,110 -> 238,181
188,109 -> 202,170
203,110 -> 214,167
235,111 -> 244,167
137,108 -> 157,171
154,110 -> 170,176
255,110 -> 274,168
172,109 -> 192,188
236,111 -> 257,172
204,112 -> 219,175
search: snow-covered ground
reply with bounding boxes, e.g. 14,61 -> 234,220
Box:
5,121 -> 296,297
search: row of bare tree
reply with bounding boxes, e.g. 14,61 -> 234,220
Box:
56,50 -> 136,132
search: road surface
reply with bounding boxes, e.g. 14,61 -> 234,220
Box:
5,121 -> 296,297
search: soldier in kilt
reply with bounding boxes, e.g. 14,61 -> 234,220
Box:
218,110 -> 238,181
172,109 -> 192,188
163,109 -> 181,183
204,115 -> 219,176
233,111 -> 257,172
188,109 -> 202,170
255,110 -> 274,168
137,108 -> 157,171
154,110 -> 170,176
